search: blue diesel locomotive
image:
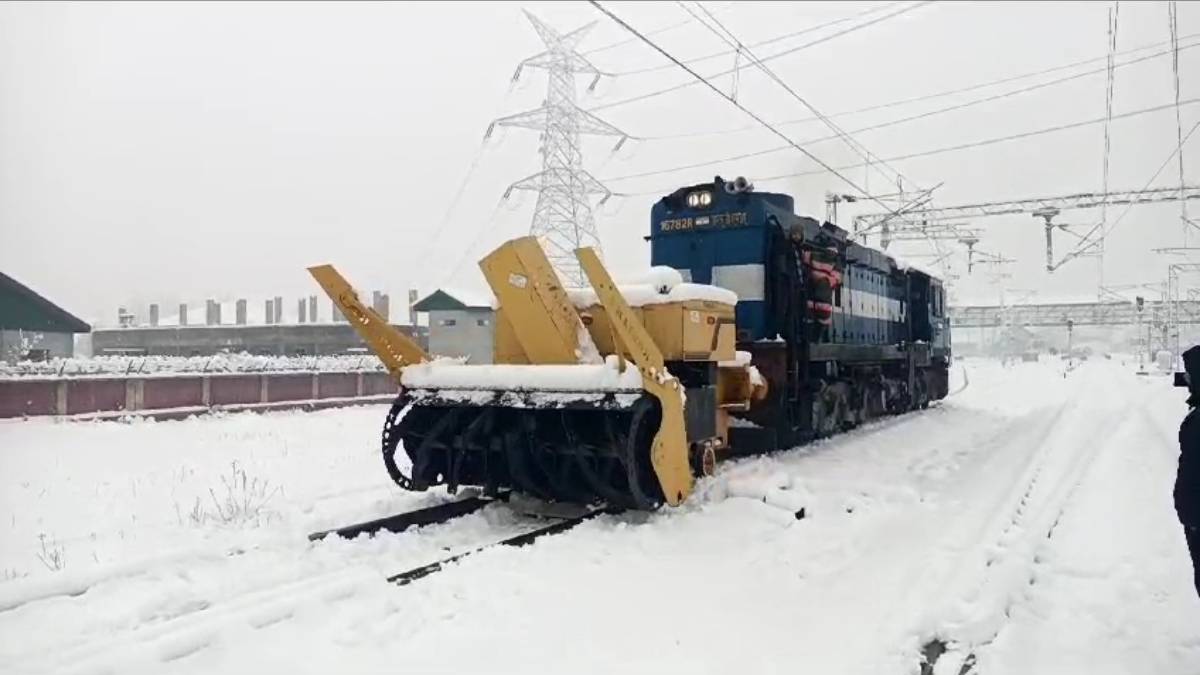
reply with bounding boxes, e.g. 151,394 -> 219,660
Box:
650,176 -> 951,451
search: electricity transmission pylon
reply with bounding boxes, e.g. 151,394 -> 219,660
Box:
485,11 -> 628,285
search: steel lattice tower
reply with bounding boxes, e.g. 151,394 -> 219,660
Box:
486,11 -> 627,285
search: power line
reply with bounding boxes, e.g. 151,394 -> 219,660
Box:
578,9 -> 700,55
640,31 -> 1200,141
688,1 -> 913,189
690,1 -> 940,246
587,0 -> 906,219
581,2 -> 737,56
603,41 -> 1200,184
410,142 -> 488,266
404,76 -> 526,270
608,2 -> 904,76
586,1 -> 934,114
614,97 -> 1200,196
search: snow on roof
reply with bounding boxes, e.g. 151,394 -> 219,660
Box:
890,254 -> 944,278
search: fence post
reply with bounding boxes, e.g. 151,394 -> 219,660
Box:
125,378 -> 144,411
55,381 -> 68,415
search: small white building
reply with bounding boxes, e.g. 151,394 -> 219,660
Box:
412,289 -> 495,364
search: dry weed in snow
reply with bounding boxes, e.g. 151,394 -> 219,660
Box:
205,462 -> 281,526
34,534 -> 65,572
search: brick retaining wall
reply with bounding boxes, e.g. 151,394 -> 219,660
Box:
0,372 -> 398,419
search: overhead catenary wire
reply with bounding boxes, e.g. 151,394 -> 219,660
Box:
639,31 -> 1200,141
602,41 -> 1200,185
586,1 -> 934,114
612,97 -> 1200,197
739,98 -> 1200,185
1060,117 -> 1200,266
587,0 -> 910,222
1168,0 -> 1191,244
1098,2 -> 1120,289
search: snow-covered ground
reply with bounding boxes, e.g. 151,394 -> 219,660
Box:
1,357 -> 1198,674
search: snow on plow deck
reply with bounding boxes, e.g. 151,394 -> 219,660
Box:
400,357 -> 644,393
563,266 -> 739,309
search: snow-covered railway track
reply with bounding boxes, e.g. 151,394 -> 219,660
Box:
388,504 -> 617,586
308,492 -> 618,586
0,494 -> 494,617
3,499 -> 615,674
307,492 -> 504,542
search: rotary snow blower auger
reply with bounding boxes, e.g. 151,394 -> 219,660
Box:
309,237 -> 765,510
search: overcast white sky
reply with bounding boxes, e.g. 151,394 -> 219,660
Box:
1,1 -> 1198,326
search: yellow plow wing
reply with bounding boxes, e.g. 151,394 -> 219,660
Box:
576,247 -> 693,506
307,264 -> 428,381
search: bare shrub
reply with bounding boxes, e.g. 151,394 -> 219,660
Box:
205,461 -> 281,526
35,533 -> 66,572
174,496 -> 206,527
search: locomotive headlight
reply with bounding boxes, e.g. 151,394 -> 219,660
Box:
685,190 -> 714,208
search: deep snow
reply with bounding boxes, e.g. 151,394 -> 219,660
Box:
1,357 -> 1198,674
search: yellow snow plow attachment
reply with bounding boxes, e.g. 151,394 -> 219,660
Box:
309,237 -> 764,510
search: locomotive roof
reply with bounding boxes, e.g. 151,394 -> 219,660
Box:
657,177 -> 938,282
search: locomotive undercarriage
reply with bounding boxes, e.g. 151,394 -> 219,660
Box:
807,362 -> 948,438
730,340 -> 949,452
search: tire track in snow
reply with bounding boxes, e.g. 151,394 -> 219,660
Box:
912,372 -> 1130,673
964,397 -> 1200,673
852,401 -> 1074,668
21,564 -> 381,675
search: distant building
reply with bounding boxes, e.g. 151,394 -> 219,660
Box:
91,291 -> 427,357
90,323 -> 427,357
0,271 -> 91,361
412,289 -> 494,364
